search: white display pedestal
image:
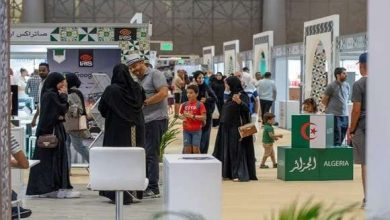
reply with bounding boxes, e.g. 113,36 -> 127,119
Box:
163,154 -> 222,220
278,100 -> 300,129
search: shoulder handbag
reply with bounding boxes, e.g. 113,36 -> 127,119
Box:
64,115 -> 88,131
37,128 -> 58,148
237,102 -> 257,139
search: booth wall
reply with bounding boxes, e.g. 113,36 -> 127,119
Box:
285,0 -> 366,44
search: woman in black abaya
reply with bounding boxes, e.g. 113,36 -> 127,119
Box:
212,76 -> 257,181
98,63 -> 146,204
27,72 -> 79,198
193,71 -> 217,154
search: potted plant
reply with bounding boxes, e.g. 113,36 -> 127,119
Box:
159,118 -> 181,162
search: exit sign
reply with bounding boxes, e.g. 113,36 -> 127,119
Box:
160,41 -> 173,51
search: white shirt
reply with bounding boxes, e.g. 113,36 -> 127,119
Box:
258,78 -> 276,101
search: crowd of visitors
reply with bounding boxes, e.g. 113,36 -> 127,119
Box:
11,51 -> 367,215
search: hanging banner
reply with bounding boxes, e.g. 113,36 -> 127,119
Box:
223,40 -> 240,75
303,15 -> 339,108
253,31 -> 273,75
202,46 -> 215,70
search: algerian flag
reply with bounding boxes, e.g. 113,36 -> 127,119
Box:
291,114 -> 334,148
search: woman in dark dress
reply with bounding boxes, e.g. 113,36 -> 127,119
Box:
210,72 -> 225,126
193,71 -> 217,154
212,76 -> 257,181
27,72 -> 80,198
98,63 -> 146,204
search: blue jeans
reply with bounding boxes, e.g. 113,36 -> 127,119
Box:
334,116 -> 349,146
66,133 -> 90,168
144,119 -> 168,193
183,130 -> 202,147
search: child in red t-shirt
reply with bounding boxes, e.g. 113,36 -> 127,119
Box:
179,84 -> 206,154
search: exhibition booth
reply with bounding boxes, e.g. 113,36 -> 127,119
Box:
203,15 -> 367,133
10,22 -> 152,167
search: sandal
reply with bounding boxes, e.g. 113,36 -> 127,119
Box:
259,164 -> 269,169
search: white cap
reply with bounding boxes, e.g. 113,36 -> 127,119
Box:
126,53 -> 144,66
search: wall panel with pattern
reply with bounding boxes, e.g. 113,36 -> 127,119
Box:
0,0 -> 11,219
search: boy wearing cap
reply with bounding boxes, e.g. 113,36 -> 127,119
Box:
127,54 -> 169,198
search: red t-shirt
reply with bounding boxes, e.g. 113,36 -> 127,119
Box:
179,101 -> 206,131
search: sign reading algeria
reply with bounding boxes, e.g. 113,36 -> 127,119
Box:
292,114 -> 334,148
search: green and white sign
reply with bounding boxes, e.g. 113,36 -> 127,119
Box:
277,146 -> 353,181
291,114 -> 334,148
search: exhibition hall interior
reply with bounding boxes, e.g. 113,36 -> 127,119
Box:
1,0 -> 390,219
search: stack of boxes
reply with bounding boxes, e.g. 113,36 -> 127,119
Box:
277,114 -> 354,181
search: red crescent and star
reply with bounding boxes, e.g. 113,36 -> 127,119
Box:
300,122 -> 318,141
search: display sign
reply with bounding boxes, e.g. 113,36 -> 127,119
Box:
291,114 -> 334,148
277,146 -> 353,181
114,27 -> 137,41
79,49 -> 94,67
11,28 -> 52,41
160,41 -> 173,51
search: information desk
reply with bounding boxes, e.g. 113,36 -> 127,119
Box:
163,154 -> 221,220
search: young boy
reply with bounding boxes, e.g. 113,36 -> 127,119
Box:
179,84 -> 206,154
260,112 -> 283,168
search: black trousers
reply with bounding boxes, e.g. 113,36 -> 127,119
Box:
200,114 -> 213,154
260,99 -> 273,121
144,119 -> 168,192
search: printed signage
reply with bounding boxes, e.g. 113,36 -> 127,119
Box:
11,28 -> 52,41
79,49 -> 94,67
114,28 -> 137,41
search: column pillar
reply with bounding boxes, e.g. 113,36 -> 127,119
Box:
21,0 -> 45,23
0,0 -> 11,219
367,1 -> 390,218
262,0 -> 286,45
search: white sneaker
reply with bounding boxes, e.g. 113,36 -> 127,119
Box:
39,191 -> 59,198
64,190 -> 81,198
57,189 -> 81,198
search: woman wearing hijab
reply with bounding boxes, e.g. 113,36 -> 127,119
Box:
212,76 -> 257,182
193,71 -> 217,154
98,63 -> 146,204
211,72 -> 225,118
64,72 -> 90,169
26,72 -> 80,198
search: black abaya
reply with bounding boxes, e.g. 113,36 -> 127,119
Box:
212,77 -> 257,181
27,73 -> 72,195
98,63 -> 146,203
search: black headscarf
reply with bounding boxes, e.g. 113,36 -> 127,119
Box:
226,76 -> 243,95
65,72 -> 81,89
100,63 -> 145,124
41,72 -> 65,96
65,72 -> 86,115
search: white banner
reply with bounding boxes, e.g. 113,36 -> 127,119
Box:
11,28 -> 52,42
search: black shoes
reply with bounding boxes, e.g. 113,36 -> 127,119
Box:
12,207 -> 32,219
143,189 -> 160,198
